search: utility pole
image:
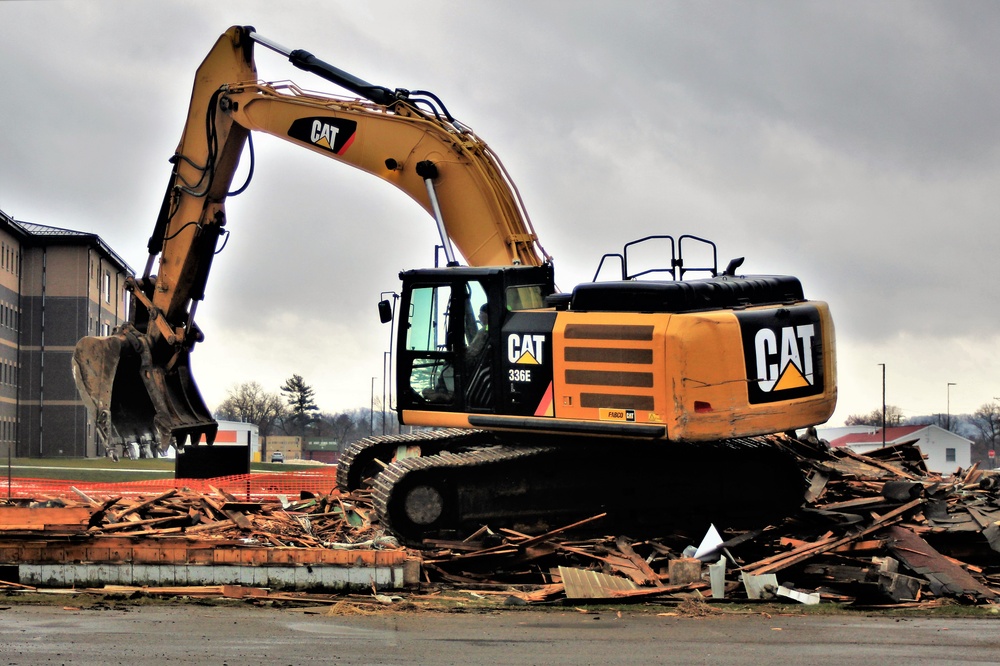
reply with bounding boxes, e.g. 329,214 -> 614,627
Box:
878,363 -> 886,446
946,382 -> 957,431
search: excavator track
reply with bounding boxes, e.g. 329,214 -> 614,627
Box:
372,444 -> 555,545
336,429 -> 493,492
358,431 -> 810,547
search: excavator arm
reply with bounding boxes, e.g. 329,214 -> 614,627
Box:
72,25 -> 549,451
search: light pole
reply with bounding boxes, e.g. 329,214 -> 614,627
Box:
878,363 -> 886,446
946,382 -> 957,431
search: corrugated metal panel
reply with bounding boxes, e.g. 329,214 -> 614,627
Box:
558,565 -> 637,599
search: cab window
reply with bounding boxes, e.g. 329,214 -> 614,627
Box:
505,285 -> 546,311
405,285 -> 455,403
406,285 -> 451,352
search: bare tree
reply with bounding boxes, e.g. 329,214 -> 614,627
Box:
328,413 -> 357,444
970,401 -> 1000,452
312,407 -> 397,448
844,405 -> 905,427
215,381 -> 286,436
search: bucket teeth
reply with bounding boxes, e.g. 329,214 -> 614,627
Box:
72,328 -> 216,449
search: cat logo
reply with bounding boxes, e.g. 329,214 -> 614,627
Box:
737,307 -> 825,404
507,333 -> 545,364
753,324 -> 816,392
287,117 -> 357,155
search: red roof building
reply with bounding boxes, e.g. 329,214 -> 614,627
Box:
826,424 -> 972,474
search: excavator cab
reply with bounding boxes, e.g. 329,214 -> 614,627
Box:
396,265 -> 555,418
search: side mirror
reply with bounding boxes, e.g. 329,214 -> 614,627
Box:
378,299 -> 393,324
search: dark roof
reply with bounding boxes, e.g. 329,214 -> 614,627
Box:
0,208 -> 134,275
17,221 -> 93,237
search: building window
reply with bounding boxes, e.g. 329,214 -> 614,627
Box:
945,448 -> 956,462
103,271 -> 111,303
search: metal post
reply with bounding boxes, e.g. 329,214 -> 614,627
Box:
947,382 -> 956,431
878,363 -> 886,446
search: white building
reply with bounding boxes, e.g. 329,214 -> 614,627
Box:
825,424 -> 972,475
190,420 -> 260,460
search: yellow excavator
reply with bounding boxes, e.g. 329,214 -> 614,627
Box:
73,26 -> 837,544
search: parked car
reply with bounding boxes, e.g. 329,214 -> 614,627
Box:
270,452 -> 285,463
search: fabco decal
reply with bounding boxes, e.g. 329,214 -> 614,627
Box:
737,307 -> 825,404
287,117 -> 357,155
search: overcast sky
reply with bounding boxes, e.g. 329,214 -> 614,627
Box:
2,0 -> 998,426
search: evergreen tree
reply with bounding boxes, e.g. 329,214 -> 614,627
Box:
280,374 -> 319,436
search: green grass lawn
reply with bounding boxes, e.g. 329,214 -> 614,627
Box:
0,457 -> 303,483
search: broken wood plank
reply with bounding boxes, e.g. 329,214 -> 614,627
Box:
886,525 -> 997,601
616,537 -> 663,587
745,498 -> 925,575
515,513 -> 607,550
115,489 -> 178,520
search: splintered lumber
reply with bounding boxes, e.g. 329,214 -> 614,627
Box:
513,513 -> 607,550
886,525 -> 997,601
0,485 -> 389,551
0,507 -> 91,532
744,498 -> 925,575
833,443 -> 920,480
6,436 -> 1000,607
98,515 -> 184,532
70,487 -> 101,507
616,537 -> 664,587
115,490 -> 178,520
608,580 -> 709,600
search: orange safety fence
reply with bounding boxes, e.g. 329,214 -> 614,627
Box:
0,468 -> 342,502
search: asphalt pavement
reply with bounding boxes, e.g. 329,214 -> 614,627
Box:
1,603 -> 999,665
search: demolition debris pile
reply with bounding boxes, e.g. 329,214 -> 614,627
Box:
0,485 -> 387,547
1,438 -> 999,606
416,438 -> 1000,606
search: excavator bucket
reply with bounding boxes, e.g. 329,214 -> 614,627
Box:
72,332 -> 218,453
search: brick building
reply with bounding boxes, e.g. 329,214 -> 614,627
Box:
0,208 -> 132,457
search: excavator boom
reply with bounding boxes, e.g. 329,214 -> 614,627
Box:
73,26 -> 548,451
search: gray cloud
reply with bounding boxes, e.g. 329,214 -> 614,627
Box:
2,0 -> 998,422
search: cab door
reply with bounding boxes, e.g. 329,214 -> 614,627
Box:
398,283 -> 461,408
397,279 -> 494,413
